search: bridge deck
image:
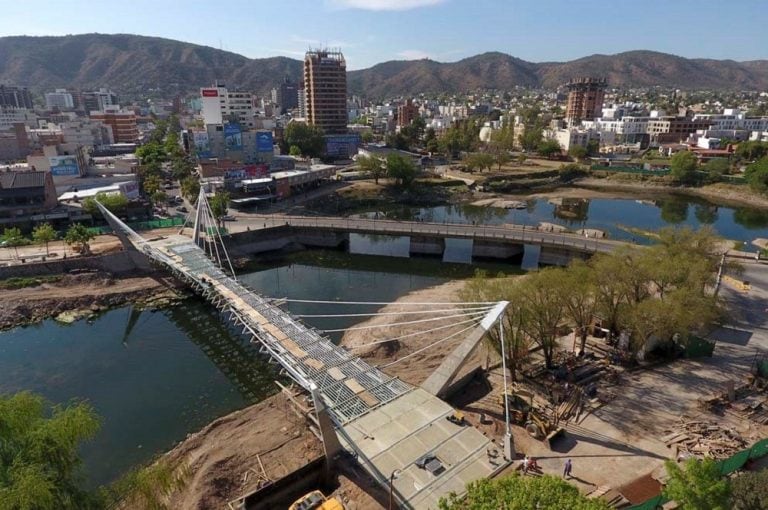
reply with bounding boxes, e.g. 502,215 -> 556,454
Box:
146,235 -> 499,508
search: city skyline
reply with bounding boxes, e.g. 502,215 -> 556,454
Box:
1,0 -> 765,70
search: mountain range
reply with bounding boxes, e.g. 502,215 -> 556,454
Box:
1,33 -> 766,99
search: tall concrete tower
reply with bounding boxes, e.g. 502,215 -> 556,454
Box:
565,77 -> 607,124
304,49 -> 347,135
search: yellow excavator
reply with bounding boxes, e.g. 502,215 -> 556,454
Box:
289,490 -> 344,510
498,389 -> 564,448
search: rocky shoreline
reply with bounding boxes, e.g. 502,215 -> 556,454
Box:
0,271 -> 187,331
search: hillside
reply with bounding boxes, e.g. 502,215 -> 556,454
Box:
0,34 -> 766,99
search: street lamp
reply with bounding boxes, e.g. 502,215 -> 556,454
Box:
499,319 -> 514,461
389,469 -> 402,510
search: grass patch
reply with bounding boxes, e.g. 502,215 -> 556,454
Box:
0,275 -> 62,290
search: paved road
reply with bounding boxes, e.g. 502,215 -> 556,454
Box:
713,260 -> 768,352
224,214 -> 628,254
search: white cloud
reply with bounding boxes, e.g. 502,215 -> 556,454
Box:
397,49 -> 432,60
329,0 -> 446,11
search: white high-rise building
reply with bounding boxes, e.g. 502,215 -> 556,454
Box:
45,89 -> 75,110
200,83 -> 255,128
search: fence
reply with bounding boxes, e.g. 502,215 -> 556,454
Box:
86,216 -> 185,235
627,438 -> 768,509
684,336 -> 716,358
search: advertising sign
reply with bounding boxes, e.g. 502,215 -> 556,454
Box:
48,156 -> 80,176
256,131 -> 273,152
118,182 -> 140,199
224,123 -> 243,151
201,88 -> 219,97
245,164 -> 269,178
325,134 -> 361,158
192,131 -> 211,158
224,168 -> 246,181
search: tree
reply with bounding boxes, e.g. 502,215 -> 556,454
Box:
83,192 -> 129,216
143,174 -> 163,197
283,122 -> 325,158
386,153 -> 418,188
64,223 -> 96,255
518,126 -> 543,152
0,392 -> 101,510
703,158 -> 730,181
493,150 -> 511,170
586,139 -> 600,156
735,140 -> 768,162
663,458 -> 730,510
386,132 -> 409,151
151,190 -> 168,207
537,139 -> 562,158
288,145 -> 302,157
135,141 -> 167,166
209,191 -> 230,227
569,145 -> 588,161
744,157 -> 768,193
32,223 -> 57,256
670,151 -> 699,185
559,261 -> 598,354
357,155 -> 385,184
180,177 -> 200,203
516,153 -> 527,165
730,469 -> 768,510
439,474 -> 609,510
518,268 -> 565,368
360,130 -> 374,143
461,271 -> 530,382
1,227 -> 27,259
463,152 -> 494,173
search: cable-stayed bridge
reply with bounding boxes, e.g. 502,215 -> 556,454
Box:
97,190 -> 509,509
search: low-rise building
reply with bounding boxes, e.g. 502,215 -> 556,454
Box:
45,89 -> 75,110
90,107 -> 139,143
0,123 -> 31,162
0,171 -> 58,222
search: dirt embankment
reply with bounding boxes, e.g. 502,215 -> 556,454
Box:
574,178 -> 768,209
0,271 -> 184,330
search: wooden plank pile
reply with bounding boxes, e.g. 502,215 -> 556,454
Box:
727,394 -> 768,425
662,420 -> 747,459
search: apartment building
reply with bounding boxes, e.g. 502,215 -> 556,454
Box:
90,106 -> 139,143
45,89 -> 75,110
304,49 -> 348,135
565,78 -> 607,124
200,83 -> 256,128
0,85 -> 34,109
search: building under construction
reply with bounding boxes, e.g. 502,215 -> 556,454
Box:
565,77 -> 607,124
304,49 -> 348,135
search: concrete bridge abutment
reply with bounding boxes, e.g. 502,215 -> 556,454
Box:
409,236 -> 445,257
471,240 -> 524,260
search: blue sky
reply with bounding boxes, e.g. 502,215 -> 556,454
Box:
1,0 -> 765,69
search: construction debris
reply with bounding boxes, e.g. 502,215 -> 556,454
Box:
662,419 -> 747,460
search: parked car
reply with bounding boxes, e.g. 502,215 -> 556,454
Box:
221,215 -> 236,221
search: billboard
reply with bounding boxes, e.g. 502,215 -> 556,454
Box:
118,182 -> 140,199
325,134 -> 361,158
192,131 -> 211,158
224,123 -> 243,151
49,156 -> 80,176
201,88 -> 219,97
256,131 -> 273,152
246,164 -> 269,178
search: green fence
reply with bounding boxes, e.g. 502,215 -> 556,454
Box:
684,336 -> 716,358
85,217 -> 185,236
627,438 -> 768,509
590,165 -> 670,176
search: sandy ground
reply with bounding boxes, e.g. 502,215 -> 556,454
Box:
0,272 -> 182,330
340,280 -> 489,387
163,392 -> 324,510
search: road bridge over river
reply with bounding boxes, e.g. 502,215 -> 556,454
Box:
227,213 -> 631,265
97,193 -> 510,509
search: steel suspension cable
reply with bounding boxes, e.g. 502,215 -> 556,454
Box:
377,323 -> 478,369
349,316 -> 482,349
321,310 -> 488,333
296,306 -> 493,318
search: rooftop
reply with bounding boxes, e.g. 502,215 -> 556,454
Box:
0,171 -> 47,189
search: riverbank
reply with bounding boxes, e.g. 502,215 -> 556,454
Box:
573,177 -> 768,210
0,271 -> 185,331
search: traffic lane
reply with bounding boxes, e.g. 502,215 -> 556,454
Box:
716,262 -> 768,350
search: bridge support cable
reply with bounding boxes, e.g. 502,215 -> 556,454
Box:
189,187 -> 237,280
377,323 -> 479,369
319,310 -> 490,334
295,305 -> 494,318
348,316 -> 484,350
280,298 -> 497,306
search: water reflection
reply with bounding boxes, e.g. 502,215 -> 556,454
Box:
733,208 -> 768,229
551,198 -> 590,223
658,198 -> 689,224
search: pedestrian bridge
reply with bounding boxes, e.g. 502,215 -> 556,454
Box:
97,192 -> 509,509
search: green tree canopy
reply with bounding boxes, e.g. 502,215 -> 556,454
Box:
83,192 -> 129,216
135,141 -> 167,166
288,145 -> 302,157
284,122 -> 325,158
463,152 -> 495,172
64,224 -> 96,255
537,139 -> 562,158
518,126 -> 543,152
569,145 -> 588,161
180,177 -> 200,203
670,151 -> 699,184
735,140 -> 768,161
32,223 -> 57,256
0,391 -> 101,510
357,155 -> 386,184
1,227 -> 28,258
703,158 -> 730,179
744,157 -> 768,193
209,191 -> 231,226
663,458 -> 730,510
386,153 -> 418,188
439,474 -> 610,510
